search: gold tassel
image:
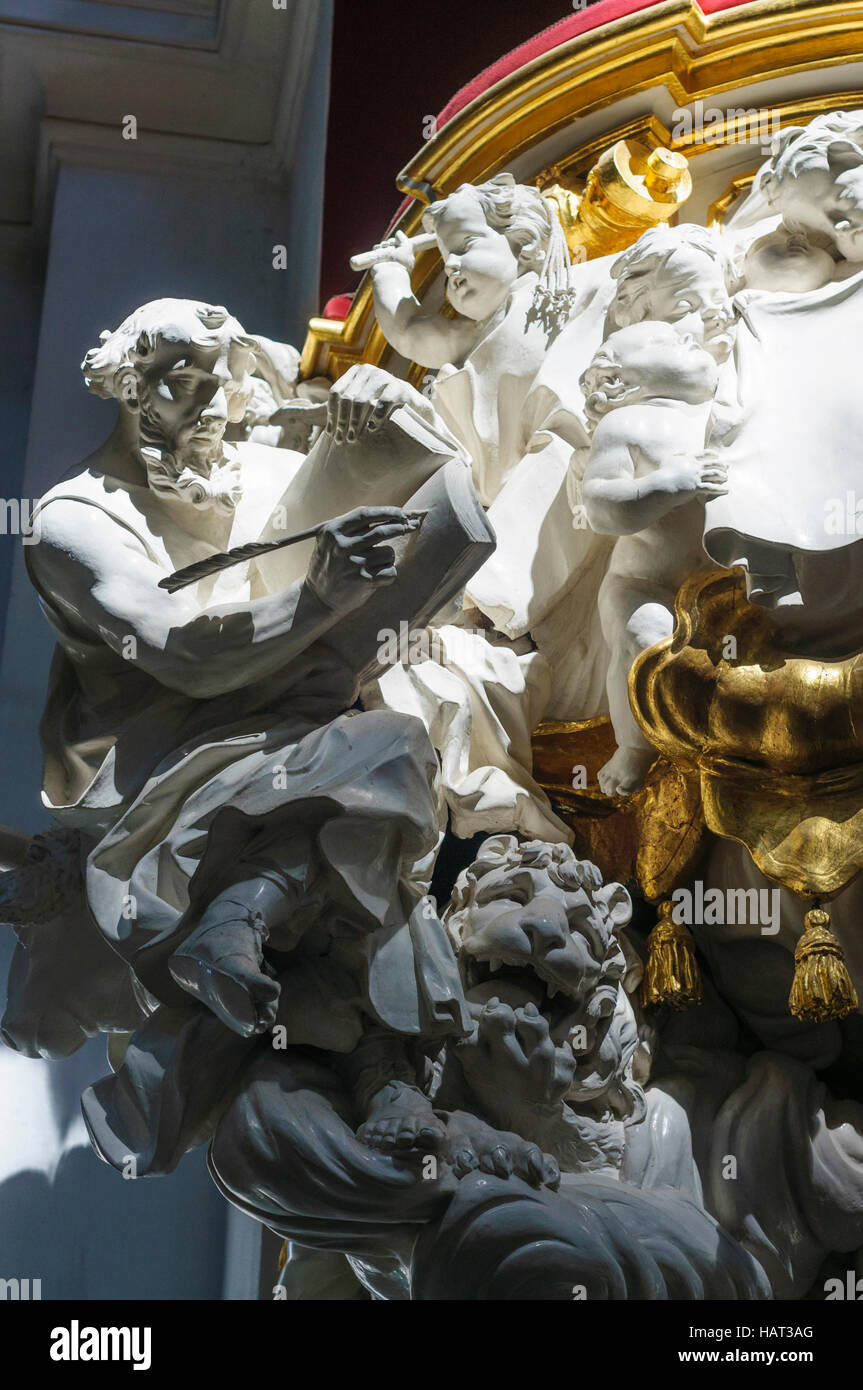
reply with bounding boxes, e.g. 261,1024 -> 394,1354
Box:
789,906 -> 859,1023
278,1241 -> 288,1273
642,898 -> 702,1010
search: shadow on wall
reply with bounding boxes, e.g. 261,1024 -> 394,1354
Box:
0,925 -> 228,1300
0,1143 -> 226,1301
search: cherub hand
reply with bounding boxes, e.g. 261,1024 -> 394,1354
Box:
694,449 -> 729,499
326,363 -> 437,443
661,449 -> 729,500
367,230 -> 417,272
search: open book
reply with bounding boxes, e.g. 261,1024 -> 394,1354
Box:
250,404 -> 494,679
319,450 -> 496,680
252,403 -> 464,587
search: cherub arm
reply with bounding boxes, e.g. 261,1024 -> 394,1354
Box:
582,413 -> 727,536
370,234 -> 477,369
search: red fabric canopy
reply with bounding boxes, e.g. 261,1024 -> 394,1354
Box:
437,0 -> 757,130
327,0 -> 758,319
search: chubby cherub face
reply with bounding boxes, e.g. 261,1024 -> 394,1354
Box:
588,323 -> 719,414
614,244 -> 736,360
770,161 -> 863,263
743,227 -> 835,294
433,188 -> 522,322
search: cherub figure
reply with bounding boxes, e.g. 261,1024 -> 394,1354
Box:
354,176 -> 612,848
581,322 -> 726,795
224,333 -> 331,453
436,835 -> 642,1177
743,111 -> 863,278
698,111 -> 863,640
368,173 -> 572,381
712,112 -> 863,295
607,222 -> 740,362
597,221 -> 749,455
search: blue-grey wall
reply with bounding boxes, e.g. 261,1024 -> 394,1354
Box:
0,235 -> 42,664
0,1 -> 332,1300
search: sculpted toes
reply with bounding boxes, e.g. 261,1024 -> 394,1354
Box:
479,1143 -> 513,1179
519,1144 -> 546,1188
542,1155 -> 561,1190
393,1124 -> 421,1151
451,1146 -> 479,1177
417,1122 -> 445,1151
357,1123 -> 383,1150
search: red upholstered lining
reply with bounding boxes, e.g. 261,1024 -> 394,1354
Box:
322,295 -> 355,321
437,0 -> 757,129
327,0 -> 758,319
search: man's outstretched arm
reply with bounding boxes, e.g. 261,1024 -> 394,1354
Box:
30,501 -> 419,699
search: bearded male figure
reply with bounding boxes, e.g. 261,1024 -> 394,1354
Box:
13,297 -> 474,1171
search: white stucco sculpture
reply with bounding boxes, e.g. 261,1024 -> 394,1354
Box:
17,297 -> 498,1163
439,835 -> 643,1174
703,112 -> 863,657
9,109 -> 863,1304
229,332 -> 330,453
363,175 -> 615,842
581,323 -> 726,794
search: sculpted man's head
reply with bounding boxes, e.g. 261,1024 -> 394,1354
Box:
82,299 -> 258,511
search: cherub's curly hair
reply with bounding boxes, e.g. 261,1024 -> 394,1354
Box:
580,322 -> 694,430
580,342 -> 634,429
607,223 -> 742,332
760,110 -> 863,209
423,173 -> 573,301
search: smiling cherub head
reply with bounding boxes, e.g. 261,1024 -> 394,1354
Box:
607,223 -> 740,360
756,111 -> 863,264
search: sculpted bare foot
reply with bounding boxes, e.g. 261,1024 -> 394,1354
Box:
597,745 -> 655,798
169,913 -> 280,1038
358,1081 -> 447,1155
443,1110 -> 560,1190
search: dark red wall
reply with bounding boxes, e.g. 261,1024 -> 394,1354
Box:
321,0 -> 605,304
